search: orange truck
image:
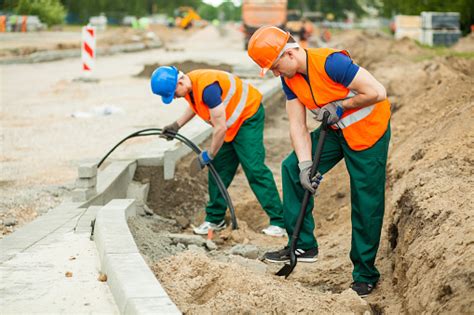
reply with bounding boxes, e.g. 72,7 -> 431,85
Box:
242,0 -> 287,50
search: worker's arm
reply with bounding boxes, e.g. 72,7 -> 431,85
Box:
176,106 -> 196,127
286,98 -> 312,162
188,104 -> 226,176
287,98 -> 322,194
208,104 -> 227,157
342,67 -> 387,109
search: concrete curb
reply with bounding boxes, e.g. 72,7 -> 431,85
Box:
94,199 -> 181,314
0,41 -> 163,65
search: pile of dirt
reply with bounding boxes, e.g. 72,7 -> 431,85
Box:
453,33 -> 474,53
137,61 -> 233,78
152,252 -> 370,314
339,30 -> 474,313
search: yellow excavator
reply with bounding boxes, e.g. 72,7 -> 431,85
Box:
175,7 -> 201,30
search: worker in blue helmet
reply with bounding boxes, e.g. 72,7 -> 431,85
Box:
150,66 -> 286,237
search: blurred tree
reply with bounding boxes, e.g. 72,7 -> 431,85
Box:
16,0 -> 66,26
288,0 -> 365,20
217,0 -> 241,21
198,3 -> 218,21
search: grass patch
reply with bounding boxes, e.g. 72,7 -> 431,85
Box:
411,42 -> 474,61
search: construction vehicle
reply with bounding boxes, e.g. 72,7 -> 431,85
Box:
174,6 -> 201,30
242,0 -> 287,50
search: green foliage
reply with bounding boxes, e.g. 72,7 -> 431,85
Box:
16,0 -> 66,26
287,0 -> 365,20
198,3 -> 218,21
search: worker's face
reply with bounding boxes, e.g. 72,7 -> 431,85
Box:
174,79 -> 187,98
270,50 -> 298,78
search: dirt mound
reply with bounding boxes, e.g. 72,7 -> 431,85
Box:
137,61 -> 233,78
380,53 -> 474,313
453,33 -> 474,53
152,252 -> 370,314
332,30 -> 423,69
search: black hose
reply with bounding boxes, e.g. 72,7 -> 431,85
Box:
97,128 -> 238,229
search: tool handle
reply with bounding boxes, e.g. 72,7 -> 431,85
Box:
290,111 -> 330,251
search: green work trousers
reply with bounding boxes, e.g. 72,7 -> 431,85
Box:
205,105 -> 284,228
281,124 -> 390,284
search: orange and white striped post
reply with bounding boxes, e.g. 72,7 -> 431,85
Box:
81,25 -> 96,74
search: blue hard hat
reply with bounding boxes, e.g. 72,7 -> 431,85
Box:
150,66 -> 178,104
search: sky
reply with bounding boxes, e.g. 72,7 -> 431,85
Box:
202,0 -> 242,6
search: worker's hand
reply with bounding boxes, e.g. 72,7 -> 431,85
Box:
189,150 -> 213,176
316,100 -> 344,125
161,121 -> 180,141
298,161 -> 323,194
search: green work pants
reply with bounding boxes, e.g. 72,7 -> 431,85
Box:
281,124 -> 390,284
205,105 -> 284,228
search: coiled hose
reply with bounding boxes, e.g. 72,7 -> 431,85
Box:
97,128 -> 238,230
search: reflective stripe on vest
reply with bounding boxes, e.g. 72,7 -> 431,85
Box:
334,104 -> 375,129
222,74 -> 236,107
224,73 -> 249,128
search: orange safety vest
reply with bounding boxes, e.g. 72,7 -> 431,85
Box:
185,70 -> 262,142
284,48 -> 391,151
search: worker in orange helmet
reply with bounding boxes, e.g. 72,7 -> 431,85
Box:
247,26 -> 391,297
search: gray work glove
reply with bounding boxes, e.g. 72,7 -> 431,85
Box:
161,121 -> 180,141
316,100 -> 345,125
298,160 -> 323,194
189,150 -> 213,176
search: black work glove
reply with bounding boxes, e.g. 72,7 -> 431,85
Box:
298,160 -> 323,194
189,150 -> 213,176
161,121 -> 180,141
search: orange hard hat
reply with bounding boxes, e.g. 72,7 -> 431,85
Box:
248,26 -> 290,77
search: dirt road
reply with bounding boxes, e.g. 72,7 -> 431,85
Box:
129,30 -> 474,313
0,25 -> 249,236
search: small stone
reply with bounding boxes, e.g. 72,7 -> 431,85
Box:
167,233 -> 205,246
176,243 -> 186,250
327,213 -> 336,221
143,204 -> 154,215
336,191 -> 346,199
230,244 -> 259,259
205,239 -> 218,251
175,216 -> 190,229
65,271 -> 73,277
3,218 -> 17,227
188,244 -> 205,253
97,273 -> 107,282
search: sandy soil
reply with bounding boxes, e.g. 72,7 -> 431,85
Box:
130,30 -> 474,313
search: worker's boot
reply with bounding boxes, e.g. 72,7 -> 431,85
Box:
264,246 -> 318,263
350,282 -> 376,297
193,220 -> 226,235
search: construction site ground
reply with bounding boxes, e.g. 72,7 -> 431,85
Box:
1,25 -> 473,313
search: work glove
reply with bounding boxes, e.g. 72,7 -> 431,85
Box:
189,150 -> 213,176
161,121 -> 180,141
316,100 -> 344,125
298,160 -> 323,195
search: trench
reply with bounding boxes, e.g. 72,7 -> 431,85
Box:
127,39 -> 474,313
